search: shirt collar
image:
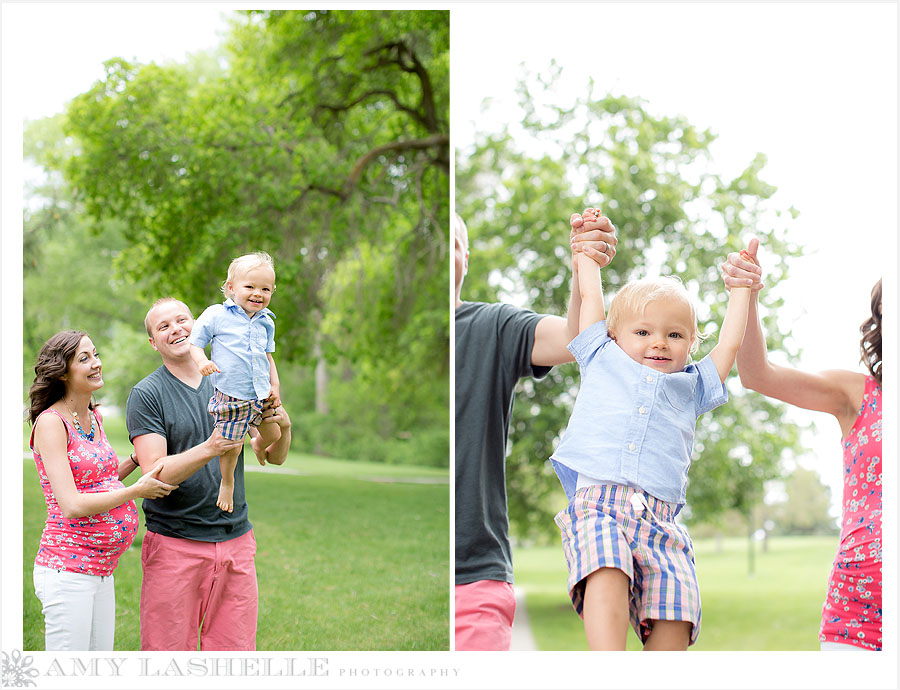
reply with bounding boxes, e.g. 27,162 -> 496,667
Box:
223,297 -> 275,319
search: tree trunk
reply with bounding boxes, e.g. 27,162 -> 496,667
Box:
313,322 -> 328,456
746,511 -> 756,577
314,338 -> 329,416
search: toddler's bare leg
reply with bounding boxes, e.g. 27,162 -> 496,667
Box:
582,567 -> 630,650
250,420 -> 281,465
216,444 -> 241,513
642,620 -> 692,651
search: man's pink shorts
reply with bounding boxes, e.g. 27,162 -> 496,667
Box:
140,529 -> 258,651
454,579 -> 516,651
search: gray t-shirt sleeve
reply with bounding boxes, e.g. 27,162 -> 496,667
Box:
126,381 -> 166,441
496,305 -> 552,381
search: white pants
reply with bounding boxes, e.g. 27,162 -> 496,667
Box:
33,565 -> 116,651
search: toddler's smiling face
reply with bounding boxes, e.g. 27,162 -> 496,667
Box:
609,297 -> 694,373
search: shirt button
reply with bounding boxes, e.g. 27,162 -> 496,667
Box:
638,406 -> 647,414
628,442 -> 636,451
645,374 -> 653,383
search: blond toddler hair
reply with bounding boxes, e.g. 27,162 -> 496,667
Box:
221,251 -> 276,299
606,275 -> 705,353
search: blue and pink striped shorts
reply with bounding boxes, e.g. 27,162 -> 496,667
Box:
554,482 -> 702,645
208,390 -> 265,441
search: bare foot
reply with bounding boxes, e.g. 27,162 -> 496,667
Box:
250,432 -> 267,466
216,481 -> 235,513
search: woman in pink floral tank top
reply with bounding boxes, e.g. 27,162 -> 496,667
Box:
818,375 -> 881,649
28,331 -> 178,651
725,247 -> 882,651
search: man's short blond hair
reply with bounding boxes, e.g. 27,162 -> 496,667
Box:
607,276 -> 703,352
222,251 -> 276,299
144,297 -> 192,337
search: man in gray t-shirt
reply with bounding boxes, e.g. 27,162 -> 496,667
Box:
126,297 -> 292,651
454,212 -> 617,650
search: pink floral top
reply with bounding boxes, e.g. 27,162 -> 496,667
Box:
819,375 -> 882,650
31,408 -> 139,577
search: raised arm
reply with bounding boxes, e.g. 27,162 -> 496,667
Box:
532,209 -> 617,365
531,315 -> 575,367
573,209 -> 607,332
709,245 -> 756,382
729,248 -> 862,430
575,252 -> 605,333
709,285 -> 751,382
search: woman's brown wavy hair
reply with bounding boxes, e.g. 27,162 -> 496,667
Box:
860,279 -> 881,386
28,330 -> 94,424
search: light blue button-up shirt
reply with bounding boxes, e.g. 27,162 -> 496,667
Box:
550,320 -> 727,507
189,299 -> 276,401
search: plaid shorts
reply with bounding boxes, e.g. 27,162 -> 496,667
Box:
208,390 -> 265,441
554,482 -> 702,645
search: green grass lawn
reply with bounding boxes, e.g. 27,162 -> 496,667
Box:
22,416 -> 449,651
514,534 -> 837,651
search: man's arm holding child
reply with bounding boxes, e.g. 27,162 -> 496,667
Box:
250,401 -> 292,466
133,429 -> 242,486
709,239 -> 758,382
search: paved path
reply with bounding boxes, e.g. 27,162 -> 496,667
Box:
510,586 -> 538,651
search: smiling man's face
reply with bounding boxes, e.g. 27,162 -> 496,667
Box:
147,300 -> 195,363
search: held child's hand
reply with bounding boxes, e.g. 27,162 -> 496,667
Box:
570,208 -> 598,243
739,248 -> 759,267
199,360 -> 220,376
721,238 -> 763,292
570,207 -> 616,268
266,386 -> 281,409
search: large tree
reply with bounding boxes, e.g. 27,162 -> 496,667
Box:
63,9 -> 448,379
457,63 -> 805,539
27,10 -> 449,467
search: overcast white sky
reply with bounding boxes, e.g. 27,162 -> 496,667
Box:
1,3 -> 896,684
7,4 -> 232,122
